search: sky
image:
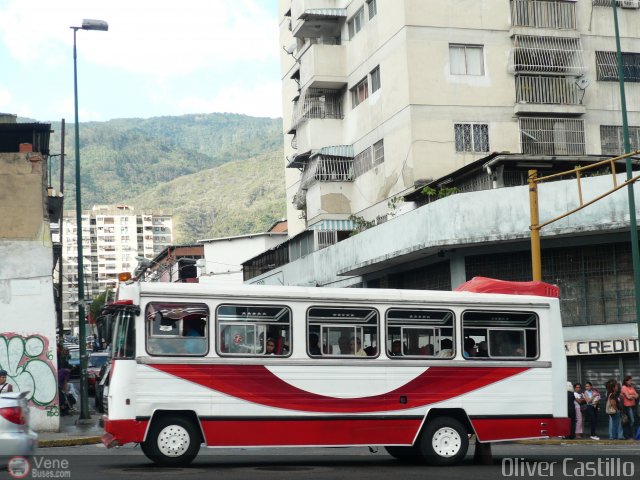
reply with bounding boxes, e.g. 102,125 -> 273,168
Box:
0,0 -> 282,122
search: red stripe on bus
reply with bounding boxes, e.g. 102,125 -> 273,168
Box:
150,364 -> 527,413
471,417 -> 570,441
201,417 -> 421,446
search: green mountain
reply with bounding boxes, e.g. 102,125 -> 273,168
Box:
46,113 -> 287,241
127,151 -> 286,243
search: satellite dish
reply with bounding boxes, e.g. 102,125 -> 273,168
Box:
575,76 -> 590,90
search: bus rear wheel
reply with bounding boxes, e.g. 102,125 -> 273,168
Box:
417,416 -> 469,466
142,415 -> 201,467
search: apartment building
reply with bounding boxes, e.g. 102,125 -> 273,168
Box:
61,205 -> 173,333
280,0 -> 640,238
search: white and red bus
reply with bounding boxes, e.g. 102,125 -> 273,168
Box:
101,277 -> 569,466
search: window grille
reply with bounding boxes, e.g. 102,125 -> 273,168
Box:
291,88 -> 344,131
351,77 -> 369,108
300,155 -> 354,189
454,123 -> 489,153
600,125 -> 640,155
510,35 -> 585,75
519,117 -> 585,155
510,0 -> 577,30
353,147 -> 372,177
316,230 -> 338,250
450,45 -> 484,75
515,75 -> 581,105
595,51 -> 640,83
592,0 -> 640,6
370,66 -> 381,93
373,139 -> 384,166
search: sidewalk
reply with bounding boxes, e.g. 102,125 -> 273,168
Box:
37,407 -> 104,448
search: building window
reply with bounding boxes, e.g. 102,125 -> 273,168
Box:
373,139 -> 384,166
348,6 -> 365,39
354,146 -> 372,177
370,65 -> 381,93
307,306 -> 378,357
367,0 -> 377,19
596,51 -> 640,83
462,311 -> 538,360
450,44 -> 484,75
217,305 -> 291,357
600,125 -> 640,155
351,76 -> 369,108
454,123 -> 489,153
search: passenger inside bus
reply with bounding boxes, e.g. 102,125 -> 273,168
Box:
437,338 -> 453,357
264,338 -> 276,355
350,337 -> 367,356
308,333 -> 321,355
389,340 -> 402,356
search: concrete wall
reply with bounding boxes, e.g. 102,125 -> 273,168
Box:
248,173 -> 640,288
0,152 -> 59,431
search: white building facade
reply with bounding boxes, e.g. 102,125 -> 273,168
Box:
280,0 -> 640,236
61,205 -> 173,333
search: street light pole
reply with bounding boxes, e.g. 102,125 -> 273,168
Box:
70,19 -> 108,421
612,1 -> 640,362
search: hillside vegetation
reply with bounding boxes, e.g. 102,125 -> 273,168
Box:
46,113 -> 286,240
127,151 -> 286,243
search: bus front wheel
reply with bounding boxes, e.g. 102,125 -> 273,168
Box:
142,415 -> 201,467
417,416 -> 469,466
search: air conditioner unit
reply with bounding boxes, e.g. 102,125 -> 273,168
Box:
621,0 -> 640,9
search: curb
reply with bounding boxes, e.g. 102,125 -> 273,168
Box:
38,436 -> 103,448
516,439 -> 638,445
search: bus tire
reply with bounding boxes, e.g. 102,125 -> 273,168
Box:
384,446 -> 420,462
142,415 -> 201,467
417,416 -> 469,466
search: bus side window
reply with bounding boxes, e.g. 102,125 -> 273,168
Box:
145,302 -> 209,356
217,305 -> 292,357
307,307 -> 379,358
462,311 -> 538,360
386,309 -> 454,359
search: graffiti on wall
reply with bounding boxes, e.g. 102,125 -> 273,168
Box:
0,333 -> 57,409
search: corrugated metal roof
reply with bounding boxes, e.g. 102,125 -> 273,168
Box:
311,145 -> 354,159
301,8 -> 347,19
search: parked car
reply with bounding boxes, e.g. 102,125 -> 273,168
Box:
66,347 -> 80,378
94,362 -> 110,413
87,353 -> 109,394
0,391 -> 37,458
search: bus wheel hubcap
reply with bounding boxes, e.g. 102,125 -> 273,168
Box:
157,425 -> 190,457
432,427 -> 461,457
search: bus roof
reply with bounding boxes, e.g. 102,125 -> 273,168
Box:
118,279 -> 556,308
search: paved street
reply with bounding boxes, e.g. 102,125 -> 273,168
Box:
3,442 -> 639,480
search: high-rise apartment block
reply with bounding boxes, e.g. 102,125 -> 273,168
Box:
280,0 -> 640,237
61,205 -> 172,333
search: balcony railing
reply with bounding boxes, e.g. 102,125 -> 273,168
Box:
510,35 -> 585,75
515,75 -> 582,105
290,88 -> 343,131
519,117 -> 585,155
511,0 -> 577,30
300,154 -> 353,189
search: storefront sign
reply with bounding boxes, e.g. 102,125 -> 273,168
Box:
565,338 -> 639,356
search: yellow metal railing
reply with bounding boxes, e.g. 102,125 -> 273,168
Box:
529,150 -> 640,280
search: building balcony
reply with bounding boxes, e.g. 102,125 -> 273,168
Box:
288,87 -> 344,134
514,75 -> 586,115
299,44 -> 347,90
509,35 -> 585,76
510,0 -> 577,31
519,117 -> 585,156
291,1 -> 346,39
293,117 -> 344,154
